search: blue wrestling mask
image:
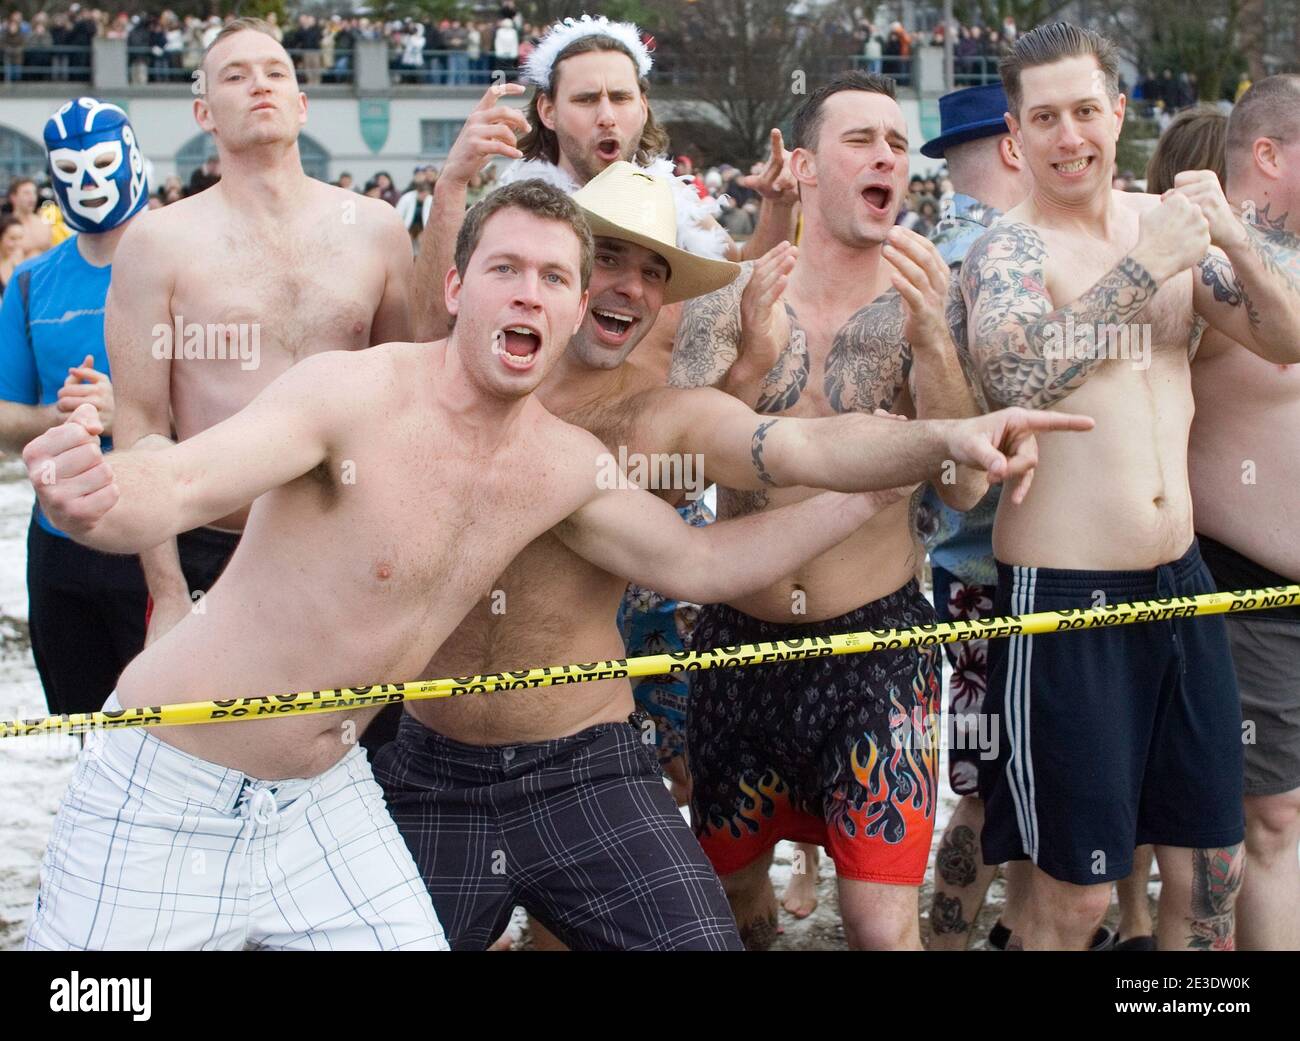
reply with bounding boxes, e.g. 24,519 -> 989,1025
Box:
44,97 -> 148,235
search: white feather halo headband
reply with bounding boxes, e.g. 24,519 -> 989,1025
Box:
521,15 -> 653,92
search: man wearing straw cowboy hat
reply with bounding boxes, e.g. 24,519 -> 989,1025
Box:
404,12 -> 802,844
410,14 -> 801,344
375,160 -> 1094,950
21,178 -> 920,950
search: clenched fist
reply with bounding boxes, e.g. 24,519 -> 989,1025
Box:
1133,193 -> 1211,284
23,402 -> 119,537
1168,169 -> 1247,252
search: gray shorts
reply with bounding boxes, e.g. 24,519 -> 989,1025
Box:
1226,614 -> 1300,797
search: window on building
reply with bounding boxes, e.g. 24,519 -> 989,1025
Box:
420,120 -> 464,157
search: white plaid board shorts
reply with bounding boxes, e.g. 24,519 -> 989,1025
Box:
25,696 -> 447,951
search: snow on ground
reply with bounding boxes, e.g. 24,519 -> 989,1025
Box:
0,459 -> 79,950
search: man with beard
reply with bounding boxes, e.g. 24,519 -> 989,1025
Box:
376,161 -> 1092,950
411,15 -> 799,344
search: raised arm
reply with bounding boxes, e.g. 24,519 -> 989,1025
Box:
727,129 -> 800,261
963,197 -> 1209,410
1180,172 -> 1300,363
24,352 -> 340,554
851,226 -> 983,508
553,481 -> 894,605
410,83 -> 528,340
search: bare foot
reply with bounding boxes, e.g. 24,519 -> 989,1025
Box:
781,842 -> 820,918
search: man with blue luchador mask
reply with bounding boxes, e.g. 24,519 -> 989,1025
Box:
0,96 -> 150,716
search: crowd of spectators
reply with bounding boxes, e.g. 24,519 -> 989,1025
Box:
1,4 -> 1236,116
0,4 -> 548,86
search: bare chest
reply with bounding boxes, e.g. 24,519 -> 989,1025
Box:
431,530 -> 626,675
169,223 -> 380,367
1040,226 -> 1201,357
738,291 -> 913,418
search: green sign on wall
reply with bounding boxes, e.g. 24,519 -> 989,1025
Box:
359,98 -> 389,154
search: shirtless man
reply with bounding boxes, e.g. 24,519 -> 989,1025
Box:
6,177 -> 53,258
108,18 -> 412,645
963,24 -> 1300,950
411,15 -> 798,347
21,181 -> 890,951
410,16 -> 796,844
377,161 -> 1090,950
1189,76 -> 1300,951
669,72 -> 994,951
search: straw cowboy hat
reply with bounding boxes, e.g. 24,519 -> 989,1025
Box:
571,161 -> 740,304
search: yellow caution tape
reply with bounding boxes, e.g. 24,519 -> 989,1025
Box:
2,584 -> 1297,739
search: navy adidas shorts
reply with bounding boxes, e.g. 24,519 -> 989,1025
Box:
979,540 -> 1245,885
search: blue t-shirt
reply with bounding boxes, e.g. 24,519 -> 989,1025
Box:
0,236 -> 113,538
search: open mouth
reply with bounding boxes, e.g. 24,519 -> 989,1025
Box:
80,196 -> 108,208
1053,155 -> 1094,176
596,138 -> 622,162
862,185 -> 892,213
492,325 -> 542,370
592,307 -> 639,344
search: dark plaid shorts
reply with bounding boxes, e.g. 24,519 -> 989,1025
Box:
372,712 -> 741,951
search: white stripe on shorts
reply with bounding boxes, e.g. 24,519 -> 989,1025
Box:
1004,565 -> 1039,863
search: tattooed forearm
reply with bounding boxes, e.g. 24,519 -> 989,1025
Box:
750,419 -> 780,486
1187,844 -> 1244,951
669,266 -> 748,388
964,222 -> 1158,409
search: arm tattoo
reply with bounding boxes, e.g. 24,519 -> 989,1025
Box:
945,267 -> 987,409
754,304 -> 809,413
1198,253 -> 1262,327
750,419 -> 780,485
823,290 -> 911,413
1188,844 -> 1244,951
963,223 -> 1158,409
669,263 -> 748,388
1244,219 -> 1300,297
